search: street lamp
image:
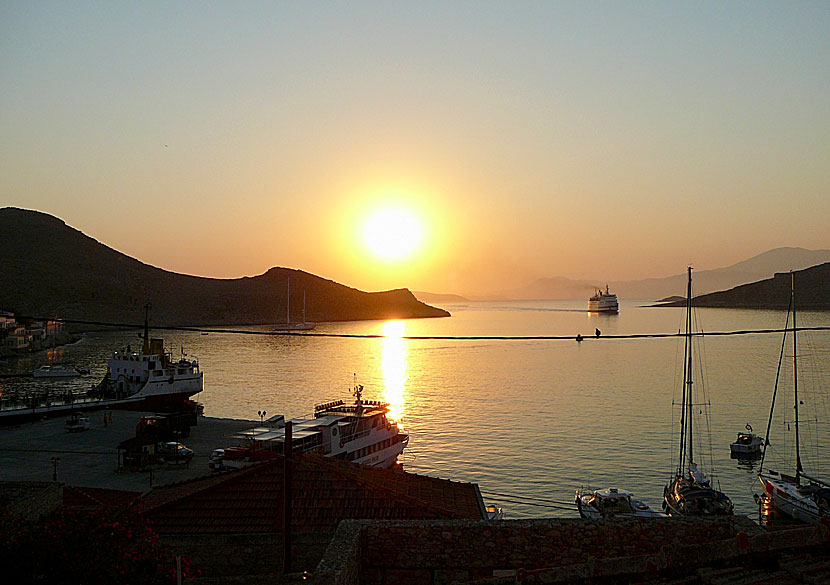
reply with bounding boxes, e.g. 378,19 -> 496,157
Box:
258,410 -> 267,425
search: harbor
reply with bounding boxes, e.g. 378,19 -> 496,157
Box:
0,410 -> 254,492
2,297 -> 829,520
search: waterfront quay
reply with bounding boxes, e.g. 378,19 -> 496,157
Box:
0,410 -> 254,492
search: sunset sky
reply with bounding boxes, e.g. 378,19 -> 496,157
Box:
2,2 -> 828,295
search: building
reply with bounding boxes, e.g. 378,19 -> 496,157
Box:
140,453 -> 486,580
4,325 -> 31,350
0,311 -> 16,330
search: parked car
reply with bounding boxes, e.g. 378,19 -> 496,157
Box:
156,441 -> 194,464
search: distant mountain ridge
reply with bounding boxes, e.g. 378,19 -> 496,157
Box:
490,247 -> 830,300
0,208 -> 449,328
413,291 -> 471,304
658,263 -> 830,310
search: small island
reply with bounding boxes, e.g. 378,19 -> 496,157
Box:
654,263 -> 830,310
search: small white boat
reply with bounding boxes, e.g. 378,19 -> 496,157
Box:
588,284 -> 619,313
730,426 -> 763,457
485,504 -> 504,520
575,487 -> 666,519
33,364 -> 82,378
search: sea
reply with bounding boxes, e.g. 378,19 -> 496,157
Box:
3,299 -> 829,519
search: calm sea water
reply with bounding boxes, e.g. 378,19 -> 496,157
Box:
3,299 -> 829,519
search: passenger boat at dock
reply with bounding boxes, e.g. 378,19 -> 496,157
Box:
222,382 -> 408,468
588,285 -> 619,313
0,315 -> 202,425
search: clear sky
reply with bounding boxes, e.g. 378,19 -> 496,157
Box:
2,1 -> 828,295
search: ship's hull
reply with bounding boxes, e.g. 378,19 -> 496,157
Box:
354,435 -> 409,468
0,374 -> 202,426
759,474 -> 828,523
587,300 -> 619,313
663,477 -> 733,517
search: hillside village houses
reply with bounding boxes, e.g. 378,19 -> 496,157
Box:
0,311 -> 64,352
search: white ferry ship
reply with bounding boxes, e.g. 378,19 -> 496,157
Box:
0,319 -> 202,425
224,383 -> 408,468
588,284 -> 619,313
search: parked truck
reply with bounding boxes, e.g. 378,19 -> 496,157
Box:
135,411 -> 197,442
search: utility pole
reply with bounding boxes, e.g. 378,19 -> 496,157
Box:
283,421 -> 293,574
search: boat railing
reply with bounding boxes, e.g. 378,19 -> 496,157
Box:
340,429 -> 371,444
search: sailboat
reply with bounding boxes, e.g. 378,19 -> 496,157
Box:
663,267 -> 733,516
272,276 -> 316,331
758,272 -> 830,523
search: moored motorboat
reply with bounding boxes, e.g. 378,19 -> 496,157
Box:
576,487 -> 666,519
730,425 -> 763,458
588,285 -> 619,313
485,504 -> 505,520
33,364 -> 82,378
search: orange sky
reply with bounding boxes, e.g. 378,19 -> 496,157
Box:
2,4 -> 829,295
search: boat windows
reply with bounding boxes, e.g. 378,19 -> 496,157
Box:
599,497 -> 635,515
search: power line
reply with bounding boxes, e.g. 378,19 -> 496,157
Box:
14,315 -> 830,342
480,490 -> 575,507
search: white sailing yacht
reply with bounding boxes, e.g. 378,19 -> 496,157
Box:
663,267 -> 733,516
758,272 -> 830,523
272,276 -> 316,331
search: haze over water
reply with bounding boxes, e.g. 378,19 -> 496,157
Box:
8,300 -> 829,519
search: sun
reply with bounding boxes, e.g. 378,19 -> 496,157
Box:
363,208 -> 422,260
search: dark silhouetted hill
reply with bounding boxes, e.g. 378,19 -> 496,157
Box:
0,208 -> 449,328
658,263 -> 830,310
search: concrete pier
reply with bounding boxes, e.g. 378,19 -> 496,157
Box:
0,410 -> 255,492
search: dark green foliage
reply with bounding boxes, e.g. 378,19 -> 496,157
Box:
0,507 -> 197,584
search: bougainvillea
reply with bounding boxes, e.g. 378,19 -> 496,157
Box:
0,507 -> 199,584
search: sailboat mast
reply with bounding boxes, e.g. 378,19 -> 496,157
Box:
793,272 -> 803,482
686,266 -> 694,468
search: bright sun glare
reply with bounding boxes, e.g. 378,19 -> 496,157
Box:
363,209 -> 422,260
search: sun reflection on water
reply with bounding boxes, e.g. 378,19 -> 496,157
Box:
380,320 -> 408,425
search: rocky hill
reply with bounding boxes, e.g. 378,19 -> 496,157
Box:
492,247 -> 830,300
0,208 -> 449,328
658,263 -> 830,310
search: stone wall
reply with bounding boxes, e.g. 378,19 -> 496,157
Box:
0,481 -> 62,521
311,516 -> 763,585
161,532 -> 331,584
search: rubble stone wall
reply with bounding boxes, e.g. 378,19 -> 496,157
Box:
312,517 -> 759,585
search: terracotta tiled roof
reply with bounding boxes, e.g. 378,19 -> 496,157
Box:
141,453 -> 484,534
62,486 -> 142,510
